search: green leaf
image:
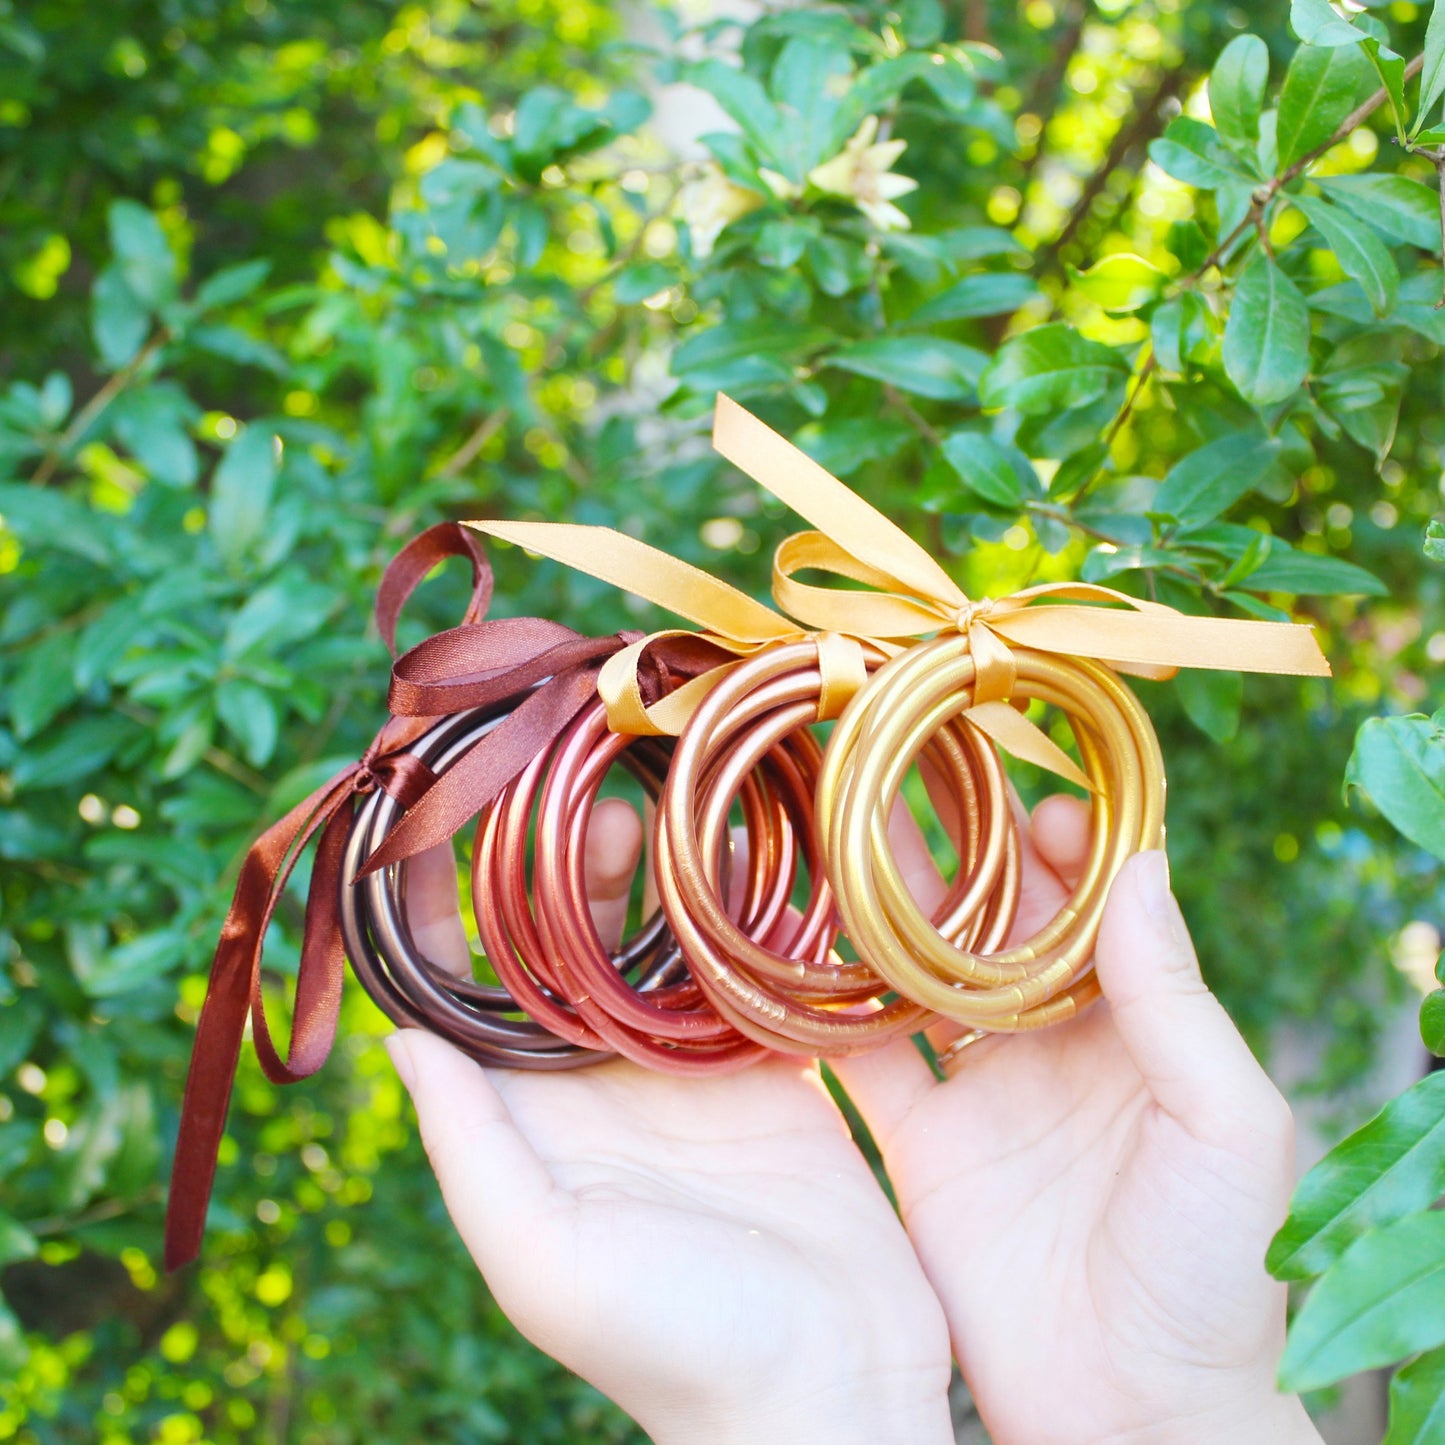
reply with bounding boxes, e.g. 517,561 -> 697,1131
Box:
1416,0 -> 1445,136
0,995 -> 43,1076
107,199 -> 177,310
1318,361 -> 1406,461
209,426 -> 280,565
0,1214 -> 37,1269
686,60 -> 787,175
9,631 -> 77,740
1291,0 -> 1368,47
613,261 -> 674,304
216,679 -> 279,767
792,417 -> 913,477
1276,43 -> 1374,169
1246,543 -> 1384,594
91,266 -> 150,370
938,433 -> 1037,508
0,483 -> 111,564
194,258 -> 271,312
1269,1073 -> 1445,1281
111,384 -> 200,487
826,336 -> 987,400
1384,1344 -> 1445,1444
11,716 -> 124,792
1292,192 -> 1399,316
1210,35 -> 1270,148
1155,432 -> 1286,528
978,323 -> 1129,413
1280,1211 -> 1445,1391
1317,174 -> 1441,251
1365,39 -> 1409,143
1421,991 -> 1445,1056
905,272 -> 1040,325
1148,116 -> 1254,188
769,38 -> 851,176
672,321 -> 831,388
1348,714 -> 1445,859
1222,250 -> 1311,406
1427,519 -> 1445,562
1150,291 -> 1214,375
1176,667 -> 1243,742
1068,254 -> 1165,313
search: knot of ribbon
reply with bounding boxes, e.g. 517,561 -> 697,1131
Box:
464,396 -> 1330,784
166,522 -> 715,1272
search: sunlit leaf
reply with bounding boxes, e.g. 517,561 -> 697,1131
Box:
1280,1211 -> 1445,1391
1268,1072 -> 1445,1280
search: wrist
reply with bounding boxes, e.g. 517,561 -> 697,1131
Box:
642,1372 -> 954,1445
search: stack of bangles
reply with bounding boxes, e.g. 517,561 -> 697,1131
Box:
163,394 -> 1331,1270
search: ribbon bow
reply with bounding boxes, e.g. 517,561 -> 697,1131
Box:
166,524 -> 685,1271
712,393 -> 1331,702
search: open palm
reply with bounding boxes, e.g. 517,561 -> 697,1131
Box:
833,797 -> 1319,1445
387,804 -> 954,1445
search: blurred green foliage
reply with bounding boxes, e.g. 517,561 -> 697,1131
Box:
3,0 -> 1445,1439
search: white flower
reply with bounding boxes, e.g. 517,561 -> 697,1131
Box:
678,164 -> 765,258
807,115 -> 918,231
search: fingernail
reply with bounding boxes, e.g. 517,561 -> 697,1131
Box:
384,1032 -> 417,1093
1136,850 -> 1173,924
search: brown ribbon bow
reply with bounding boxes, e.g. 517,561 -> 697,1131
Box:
165,522 -> 695,1271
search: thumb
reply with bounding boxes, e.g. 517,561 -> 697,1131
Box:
1095,852 -> 1288,1148
384,1030 -> 565,1294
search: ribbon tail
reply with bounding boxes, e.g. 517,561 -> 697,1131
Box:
965,701 -> 1095,794
249,803 -> 354,1085
165,771 -> 357,1271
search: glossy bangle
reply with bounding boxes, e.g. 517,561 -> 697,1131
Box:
473,697 -> 768,1074
658,639 -> 1020,1055
340,704 -> 607,1068
819,637 -> 1166,1030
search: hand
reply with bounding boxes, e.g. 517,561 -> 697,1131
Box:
385,801 -> 955,1445
832,794 -> 1323,1445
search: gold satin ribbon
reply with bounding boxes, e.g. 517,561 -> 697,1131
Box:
466,520 -> 830,735
466,396 -> 1331,790
711,392 -> 1331,699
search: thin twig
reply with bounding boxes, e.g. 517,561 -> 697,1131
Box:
29,331 -> 169,486
435,406 -> 510,477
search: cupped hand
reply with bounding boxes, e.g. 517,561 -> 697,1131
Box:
831,795 -> 1322,1445
385,802 -> 954,1445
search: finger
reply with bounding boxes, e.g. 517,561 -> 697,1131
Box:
886,792 -> 949,917
724,824 -> 751,919
1030,793 -> 1092,891
1095,851 -> 1290,1147
405,841 -> 471,978
585,797 -> 644,953
385,1031 -> 563,1294
1004,784 -> 1073,947
829,1036 -> 938,1153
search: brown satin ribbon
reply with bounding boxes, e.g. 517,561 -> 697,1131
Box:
165,523 -> 660,1270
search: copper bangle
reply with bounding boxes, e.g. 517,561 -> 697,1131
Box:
819,638 -> 1166,1031
658,638 -> 1020,1055
471,697 -> 771,1074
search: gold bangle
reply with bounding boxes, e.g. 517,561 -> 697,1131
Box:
818,636 -> 1165,1032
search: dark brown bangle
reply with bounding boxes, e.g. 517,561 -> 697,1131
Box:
340,704 -> 606,1068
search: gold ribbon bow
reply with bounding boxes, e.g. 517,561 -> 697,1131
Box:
467,395 -> 1330,787
465,520 -> 853,735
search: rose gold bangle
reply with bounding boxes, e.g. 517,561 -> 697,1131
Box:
819,638 -> 1166,1031
658,638 -> 1020,1055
